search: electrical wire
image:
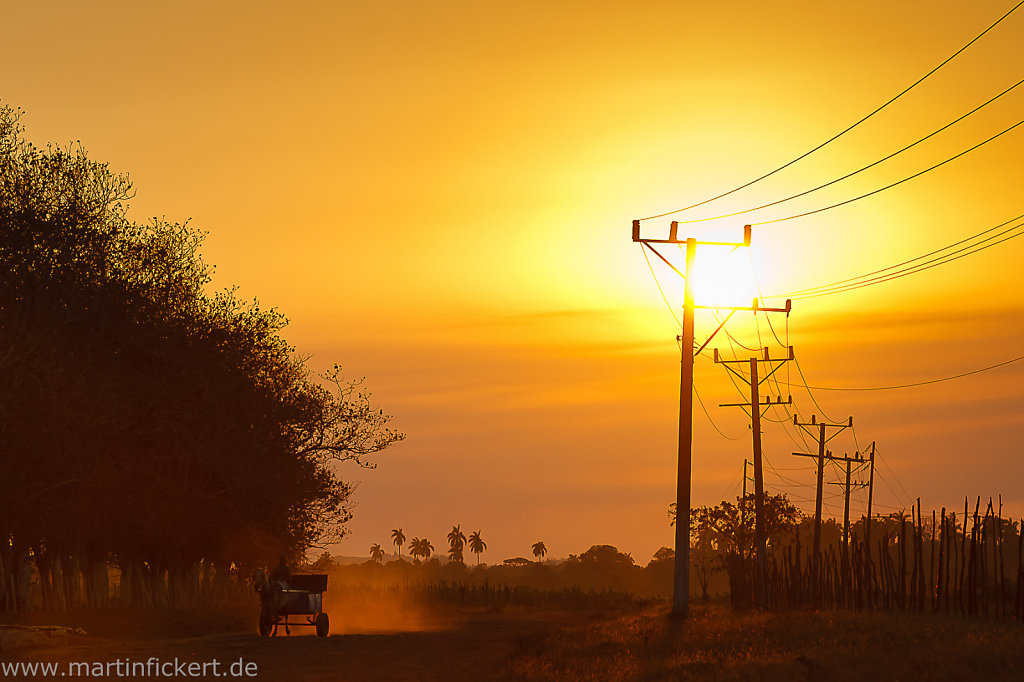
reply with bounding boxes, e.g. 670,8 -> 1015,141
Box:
802,354 -> 1024,391
640,244 -> 682,328
751,117 -> 1024,226
673,79 -> 1024,225
791,357 -> 842,422
776,212 -> 1024,297
636,0 -> 1024,222
785,219 -> 1024,299
694,381 -> 744,440
874,447 -> 916,509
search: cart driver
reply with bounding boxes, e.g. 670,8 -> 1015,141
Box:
269,554 -> 291,589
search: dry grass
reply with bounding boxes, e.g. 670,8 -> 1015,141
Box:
506,604 -> 1024,681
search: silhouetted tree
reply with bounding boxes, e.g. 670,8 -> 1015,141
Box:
447,525 -> 467,565
409,538 -> 433,561
391,528 -> 406,560
369,544 -> 385,563
0,103 -> 404,612
672,493 -> 801,558
532,541 -> 547,561
468,531 -> 486,565
691,529 -> 721,602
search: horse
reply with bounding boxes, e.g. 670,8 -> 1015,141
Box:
253,567 -> 292,636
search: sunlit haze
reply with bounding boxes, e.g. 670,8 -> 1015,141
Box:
6,0 -> 1024,566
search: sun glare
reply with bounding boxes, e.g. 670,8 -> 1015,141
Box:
690,246 -> 758,309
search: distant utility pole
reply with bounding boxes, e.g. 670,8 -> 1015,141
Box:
791,415 -> 853,573
715,345 -> 793,607
863,441 -> 877,553
828,453 -> 869,605
741,458 -> 754,549
632,219 -> 763,619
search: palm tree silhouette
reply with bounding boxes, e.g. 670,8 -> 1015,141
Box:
532,541 -> 547,562
391,528 -> 406,560
446,522 -> 466,561
410,537 -> 434,561
369,543 -> 385,563
468,530 -> 487,565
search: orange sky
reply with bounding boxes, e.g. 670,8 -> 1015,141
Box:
7,0 -> 1024,563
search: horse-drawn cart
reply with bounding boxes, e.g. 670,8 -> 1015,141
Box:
255,573 -> 329,637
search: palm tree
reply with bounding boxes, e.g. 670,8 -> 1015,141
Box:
391,528 -> 406,559
369,543 -> 385,563
410,537 -> 434,561
468,530 -> 487,565
448,545 -> 464,564
532,541 -> 547,562
446,524 -> 466,557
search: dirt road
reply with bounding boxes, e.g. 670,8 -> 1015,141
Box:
3,609 -> 591,681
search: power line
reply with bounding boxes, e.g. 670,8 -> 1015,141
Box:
673,79 -> 1024,225
803,354 -> 1024,391
791,357 -> 841,422
694,381 -> 744,441
636,0 -> 1024,222
640,244 -> 682,328
751,117 -> 1024,226
776,213 -> 1024,298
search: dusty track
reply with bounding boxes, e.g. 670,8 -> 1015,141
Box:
3,608 -> 593,681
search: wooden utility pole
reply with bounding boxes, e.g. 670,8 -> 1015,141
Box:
742,458 -> 749,502
830,459 -> 868,559
674,235 -> 697,621
792,415 -> 853,584
828,454 -> 868,605
716,346 -> 793,606
631,220 -> 756,619
864,441 -> 877,550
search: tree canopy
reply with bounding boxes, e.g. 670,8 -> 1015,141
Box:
0,104 -> 403,610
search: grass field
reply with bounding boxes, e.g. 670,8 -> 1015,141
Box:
507,603 -> 1024,681
6,593 -> 1024,681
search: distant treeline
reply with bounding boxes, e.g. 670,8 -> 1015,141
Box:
308,544 -> 704,599
0,105 -> 402,613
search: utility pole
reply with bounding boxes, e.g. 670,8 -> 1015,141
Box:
828,453 -> 868,605
792,415 -> 852,584
742,458 -> 749,502
716,345 -> 793,606
741,458 -> 754,554
864,441 -> 877,553
864,441 -> 877,607
631,220 -> 757,619
829,457 -> 869,554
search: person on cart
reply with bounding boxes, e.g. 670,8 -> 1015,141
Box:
269,554 -> 291,590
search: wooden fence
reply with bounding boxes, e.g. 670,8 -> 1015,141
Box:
729,497 -> 1024,619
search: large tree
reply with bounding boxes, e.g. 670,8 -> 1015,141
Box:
0,104 -> 403,611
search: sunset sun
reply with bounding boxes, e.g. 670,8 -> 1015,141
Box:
690,245 -> 759,309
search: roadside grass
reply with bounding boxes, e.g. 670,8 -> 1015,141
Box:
507,603 -> 1024,681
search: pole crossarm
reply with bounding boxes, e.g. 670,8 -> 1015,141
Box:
792,451 -> 866,464
632,220 -> 751,247
695,298 -> 791,314
720,396 -> 792,410
714,347 -> 794,364
793,414 -> 852,441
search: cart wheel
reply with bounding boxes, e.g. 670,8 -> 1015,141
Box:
315,612 -> 329,637
259,610 -> 274,638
